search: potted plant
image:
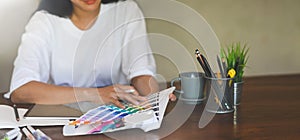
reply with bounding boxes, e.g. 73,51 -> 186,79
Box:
221,42 -> 249,105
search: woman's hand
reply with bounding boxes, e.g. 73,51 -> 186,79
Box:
97,84 -> 146,108
131,75 -> 177,102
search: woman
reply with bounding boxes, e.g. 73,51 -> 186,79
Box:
9,0 -> 175,108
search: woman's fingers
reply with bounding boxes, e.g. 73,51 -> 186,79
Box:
110,97 -> 125,109
100,84 -> 177,108
169,93 -> 177,101
117,92 -> 147,105
113,84 -> 148,105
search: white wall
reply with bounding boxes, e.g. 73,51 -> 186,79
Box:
177,0 -> 300,76
138,0 -> 300,81
0,0 -> 39,92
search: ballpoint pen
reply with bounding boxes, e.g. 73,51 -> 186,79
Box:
217,55 -> 225,78
27,126 -> 52,140
195,49 -> 226,110
195,49 -> 211,77
22,127 -> 36,140
200,54 -> 215,78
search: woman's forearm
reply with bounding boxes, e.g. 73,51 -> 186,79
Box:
10,81 -> 96,105
10,78 -> 160,105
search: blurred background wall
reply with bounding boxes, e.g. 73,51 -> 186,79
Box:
0,0 -> 39,93
140,0 -> 300,81
1,0 -> 300,92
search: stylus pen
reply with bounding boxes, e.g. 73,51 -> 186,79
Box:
124,89 -> 135,94
13,104 -> 20,121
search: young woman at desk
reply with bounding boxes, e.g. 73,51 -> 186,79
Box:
8,0 -> 175,108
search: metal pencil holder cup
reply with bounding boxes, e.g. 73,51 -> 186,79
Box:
204,76 -> 234,114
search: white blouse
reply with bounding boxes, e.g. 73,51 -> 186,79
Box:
7,0 -> 156,97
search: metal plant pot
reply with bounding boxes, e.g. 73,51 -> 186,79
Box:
234,81 -> 244,105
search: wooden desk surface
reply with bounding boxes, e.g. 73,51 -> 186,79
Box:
1,75 -> 300,140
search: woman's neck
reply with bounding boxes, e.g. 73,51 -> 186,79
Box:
70,6 -> 101,30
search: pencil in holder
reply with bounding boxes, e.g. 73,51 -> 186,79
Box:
204,76 -> 234,114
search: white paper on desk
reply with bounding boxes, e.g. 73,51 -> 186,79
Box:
0,105 -> 68,128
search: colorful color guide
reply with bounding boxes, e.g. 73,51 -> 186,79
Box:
69,92 -> 161,133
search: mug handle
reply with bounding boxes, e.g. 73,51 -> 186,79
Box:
170,77 -> 184,94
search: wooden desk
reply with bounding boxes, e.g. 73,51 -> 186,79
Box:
1,75 -> 300,139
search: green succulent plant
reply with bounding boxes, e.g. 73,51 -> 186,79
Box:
221,42 -> 249,82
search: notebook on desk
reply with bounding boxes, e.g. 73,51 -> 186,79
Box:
0,105 -> 70,128
24,104 -> 83,120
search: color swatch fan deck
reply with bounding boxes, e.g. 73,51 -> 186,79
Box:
63,87 -> 175,136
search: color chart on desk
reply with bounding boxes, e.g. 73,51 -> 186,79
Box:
70,104 -> 149,134
63,87 -> 175,136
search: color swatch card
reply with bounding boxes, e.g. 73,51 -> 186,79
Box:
63,87 -> 175,136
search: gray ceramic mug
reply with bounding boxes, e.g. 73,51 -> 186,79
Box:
170,72 -> 205,104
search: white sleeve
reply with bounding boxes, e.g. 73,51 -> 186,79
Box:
121,1 -> 156,81
7,11 -> 52,98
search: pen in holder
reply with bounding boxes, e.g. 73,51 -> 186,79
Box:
204,75 -> 234,114
194,49 -> 234,113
